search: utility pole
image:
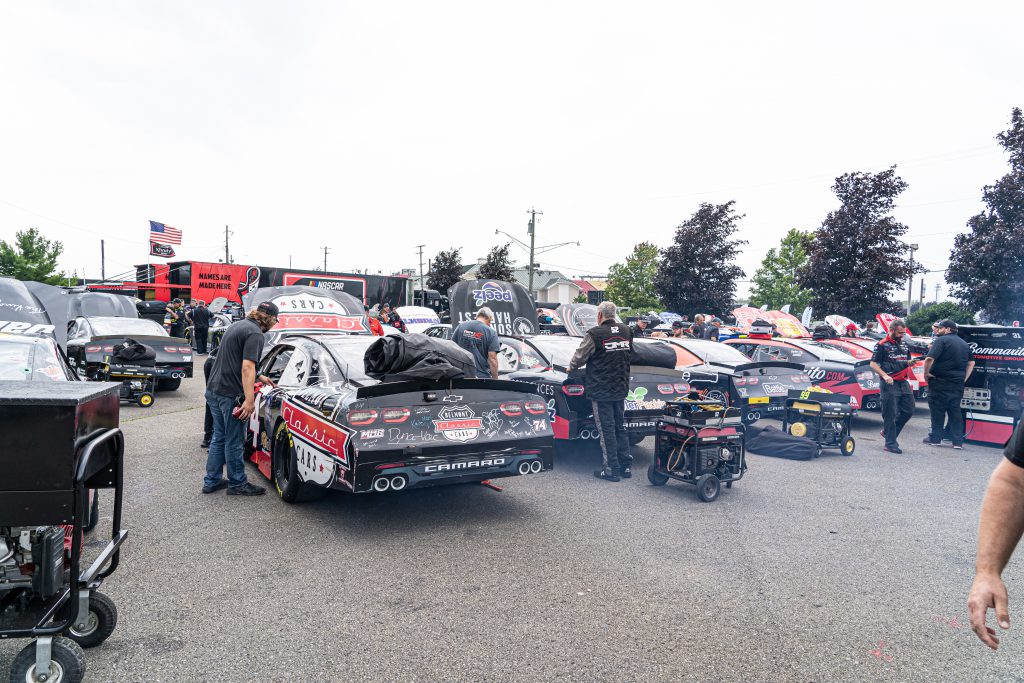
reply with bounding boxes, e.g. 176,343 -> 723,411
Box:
907,243 -> 918,314
322,246 -> 330,272
527,208 -> 543,295
416,244 -> 425,305
224,225 -> 232,264
934,283 -> 940,303
100,239 -> 105,281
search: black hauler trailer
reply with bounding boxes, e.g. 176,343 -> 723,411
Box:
0,382 -> 128,682
958,325 -> 1024,446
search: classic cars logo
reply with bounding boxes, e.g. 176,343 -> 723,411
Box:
282,400 -> 351,464
471,282 -> 514,307
433,405 -> 483,443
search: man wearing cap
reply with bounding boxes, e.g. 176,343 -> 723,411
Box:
453,307 -> 500,379
670,320 -> 685,338
203,301 -> 279,496
703,317 -> 722,341
923,319 -> 975,449
870,319 -> 915,454
630,316 -> 650,338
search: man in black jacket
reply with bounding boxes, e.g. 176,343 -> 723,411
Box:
569,301 -> 634,482
188,299 -> 212,355
869,319 -> 915,453
923,319 -> 975,449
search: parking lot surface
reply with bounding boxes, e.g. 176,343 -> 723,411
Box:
3,376 -> 1021,682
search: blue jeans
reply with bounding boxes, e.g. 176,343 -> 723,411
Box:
204,389 -> 248,489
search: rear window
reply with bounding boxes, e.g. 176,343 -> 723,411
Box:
672,340 -> 751,364
525,337 -> 581,368
793,341 -> 852,362
320,339 -> 375,383
90,318 -> 167,337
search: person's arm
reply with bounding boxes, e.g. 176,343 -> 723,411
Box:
486,330 -> 500,379
239,360 -> 257,419
965,360 -> 976,382
568,335 -> 596,372
487,352 -> 499,379
969,458 -> 1024,649
923,356 -> 935,378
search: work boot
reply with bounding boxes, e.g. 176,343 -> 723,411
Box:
883,444 -> 902,454
200,440 -> 210,449
593,468 -> 620,482
620,465 -> 632,479
227,482 -> 266,496
202,480 -> 228,494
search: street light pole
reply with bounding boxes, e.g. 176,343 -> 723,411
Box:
527,208 -> 542,295
907,243 -> 919,315
416,244 -> 425,305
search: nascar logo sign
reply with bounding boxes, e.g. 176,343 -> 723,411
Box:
471,282 -> 514,307
433,405 -> 483,443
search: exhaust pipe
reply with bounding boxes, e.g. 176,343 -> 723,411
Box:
529,460 -> 543,474
390,475 -> 407,491
372,477 -> 391,492
518,461 -> 532,475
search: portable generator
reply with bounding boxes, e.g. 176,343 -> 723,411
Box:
94,338 -> 158,408
782,389 -> 855,456
648,397 -> 747,502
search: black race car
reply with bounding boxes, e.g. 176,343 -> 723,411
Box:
244,334 -> 554,501
65,315 -> 194,391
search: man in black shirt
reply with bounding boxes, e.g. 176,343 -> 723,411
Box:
630,315 -> 649,338
968,419 -> 1024,650
870,319 -> 915,453
203,301 -> 279,496
188,299 -> 212,355
703,317 -> 722,341
923,319 -> 975,449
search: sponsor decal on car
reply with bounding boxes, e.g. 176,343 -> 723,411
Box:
624,386 -> 667,411
359,429 -> 385,440
471,282 -> 514,307
762,383 -> 786,395
433,405 -> 483,443
282,399 -> 352,465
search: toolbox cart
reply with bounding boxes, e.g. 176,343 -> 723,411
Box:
0,382 -> 128,683
781,389 -> 855,456
648,398 -> 747,502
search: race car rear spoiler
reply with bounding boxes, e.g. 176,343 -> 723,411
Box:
355,377 -> 542,400
706,360 -> 806,373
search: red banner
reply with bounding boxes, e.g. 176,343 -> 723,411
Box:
192,262 -> 251,304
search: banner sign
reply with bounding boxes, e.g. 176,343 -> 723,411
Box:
192,263 -> 252,304
258,267 -> 407,307
448,279 -> 538,336
958,326 -> 1024,378
243,286 -> 369,334
764,310 -> 809,338
150,241 -> 175,258
730,306 -> 764,332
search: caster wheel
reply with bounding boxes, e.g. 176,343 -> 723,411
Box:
9,637 -> 86,683
841,436 -> 856,456
647,463 -> 669,486
696,474 -> 720,503
66,591 -> 117,649
137,392 -> 155,408
82,490 -> 100,533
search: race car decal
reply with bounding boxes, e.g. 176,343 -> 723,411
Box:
282,398 -> 352,466
433,405 -> 483,443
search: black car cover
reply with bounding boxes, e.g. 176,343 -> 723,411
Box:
364,333 -> 476,382
112,338 -> 157,365
744,424 -> 818,461
630,341 -> 678,369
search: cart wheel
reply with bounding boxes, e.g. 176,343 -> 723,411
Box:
136,392 -> 155,408
696,474 -> 720,502
82,490 -> 100,533
647,463 -> 669,486
9,637 -> 86,683
66,591 -> 117,649
841,436 -> 856,456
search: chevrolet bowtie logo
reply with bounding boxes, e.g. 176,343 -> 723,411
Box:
442,394 -> 464,402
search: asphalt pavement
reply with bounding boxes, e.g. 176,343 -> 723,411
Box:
3,376 -> 1021,682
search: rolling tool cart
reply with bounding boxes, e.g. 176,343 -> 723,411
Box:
782,389 -> 855,456
648,398 -> 747,502
0,382 -> 129,683
95,339 -> 157,408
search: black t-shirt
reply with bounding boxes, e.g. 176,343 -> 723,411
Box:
926,333 -> 973,383
192,306 -> 211,328
206,319 -> 264,398
1005,419 -> 1024,469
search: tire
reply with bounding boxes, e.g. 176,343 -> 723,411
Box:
136,392 -> 155,408
841,436 -> 856,456
647,462 -> 669,486
157,377 -> 181,392
628,433 -> 645,446
9,637 -> 86,683
82,490 -> 99,533
696,474 -> 720,503
65,591 -> 117,649
272,422 -> 326,504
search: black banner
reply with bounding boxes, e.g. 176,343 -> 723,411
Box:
448,279 -> 537,336
150,241 -> 175,258
257,267 -> 408,307
959,325 -> 1024,379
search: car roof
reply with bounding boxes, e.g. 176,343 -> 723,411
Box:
0,332 -> 54,346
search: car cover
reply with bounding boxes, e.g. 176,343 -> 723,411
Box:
744,424 -> 818,460
66,291 -> 137,318
630,340 -> 678,369
448,279 -> 538,336
363,333 -> 476,382
243,285 -> 369,334
0,278 -> 66,345
112,338 -> 157,365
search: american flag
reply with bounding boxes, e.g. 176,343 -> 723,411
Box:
149,220 -> 182,245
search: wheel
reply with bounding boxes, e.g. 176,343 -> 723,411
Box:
840,436 -> 856,456
695,474 -> 720,503
157,377 -> 181,391
647,462 -> 669,486
82,490 -> 99,533
9,637 -> 86,683
65,591 -> 117,648
272,422 -> 326,504
628,433 -> 645,446
136,392 -> 155,408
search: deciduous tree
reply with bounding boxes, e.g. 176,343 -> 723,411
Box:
904,301 -> 976,336
477,243 -> 514,282
605,242 -> 661,311
0,227 -> 65,285
426,247 -> 463,294
748,229 -> 813,311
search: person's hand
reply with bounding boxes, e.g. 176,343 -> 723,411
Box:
238,398 -> 256,420
883,375 -> 894,385
968,571 -> 1010,650
259,375 -> 276,388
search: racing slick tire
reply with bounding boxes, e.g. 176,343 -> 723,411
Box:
840,436 -> 856,456
136,392 -> 155,408
10,637 -> 86,683
272,422 -> 327,504
696,474 -> 720,503
65,591 -> 117,649
82,490 -> 100,533
628,433 -> 645,446
157,377 -> 181,392
647,462 -> 669,486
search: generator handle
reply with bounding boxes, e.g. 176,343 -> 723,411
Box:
74,427 -> 126,580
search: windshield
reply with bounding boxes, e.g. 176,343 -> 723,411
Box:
320,338 -> 376,384
0,339 -> 65,381
672,339 -> 751,364
90,317 -> 167,337
795,341 -> 857,362
525,336 -> 583,368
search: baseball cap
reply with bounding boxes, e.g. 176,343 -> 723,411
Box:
671,320 -> 684,329
256,301 -> 280,317
936,318 -> 958,330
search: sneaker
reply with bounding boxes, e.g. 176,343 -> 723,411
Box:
941,439 -> 953,445
593,468 -> 621,482
922,437 -> 941,446
202,480 -> 228,494
953,444 -> 964,450
879,429 -> 885,438
200,440 -> 210,449
883,445 -> 903,454
227,482 -> 266,496
620,466 -> 632,479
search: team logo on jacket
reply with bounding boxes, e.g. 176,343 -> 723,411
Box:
433,405 -> 483,443
471,282 -> 514,306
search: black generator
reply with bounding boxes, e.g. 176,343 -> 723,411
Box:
781,389 -> 855,456
95,338 -> 158,408
649,398 -> 747,502
0,382 -> 128,682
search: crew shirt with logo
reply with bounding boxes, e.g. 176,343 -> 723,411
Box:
871,336 -> 913,382
453,319 -> 500,379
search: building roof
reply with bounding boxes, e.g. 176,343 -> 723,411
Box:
460,265 -> 580,292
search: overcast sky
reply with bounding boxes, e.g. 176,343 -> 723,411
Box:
1,1 -> 1021,302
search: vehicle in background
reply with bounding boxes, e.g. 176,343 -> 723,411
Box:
242,285 -> 372,347
394,305 -> 441,334
0,333 -> 79,382
136,299 -> 168,324
65,316 -> 193,391
957,325 -> 1024,446
816,337 -> 928,399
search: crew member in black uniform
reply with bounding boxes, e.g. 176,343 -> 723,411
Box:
869,319 -> 915,453
189,299 -> 212,355
922,319 -> 975,449
630,315 -> 649,338
569,301 -> 634,482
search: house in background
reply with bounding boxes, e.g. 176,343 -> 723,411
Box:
572,278 -> 607,305
461,263 -> 582,305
